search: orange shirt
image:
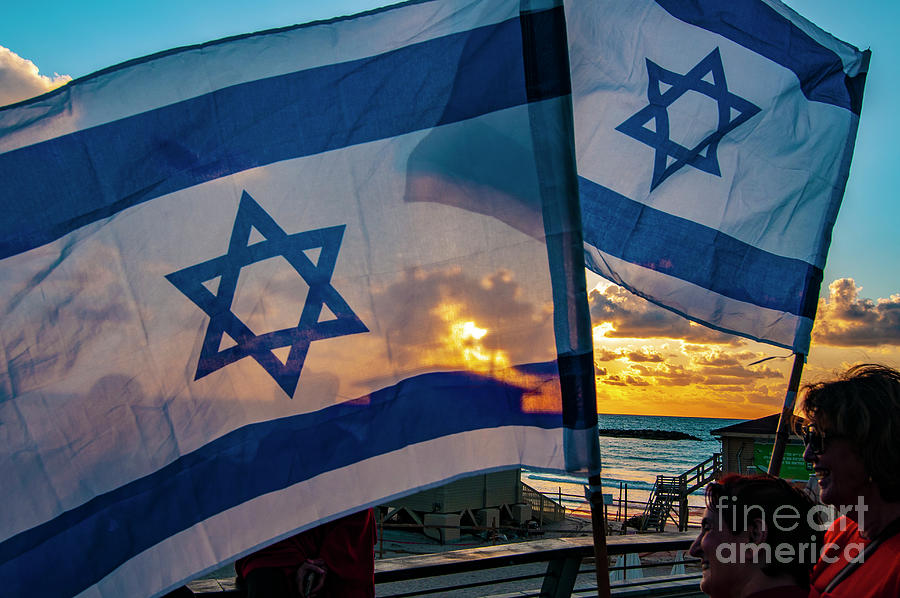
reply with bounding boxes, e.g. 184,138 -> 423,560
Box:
809,516 -> 900,598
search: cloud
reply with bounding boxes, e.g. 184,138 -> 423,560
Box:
594,348 -> 621,362
620,363 -> 703,387
622,349 -> 666,363
645,365 -> 704,386
0,46 -> 71,107
690,349 -> 766,367
589,285 -> 741,345
603,358 -> 781,390
602,374 -> 626,386
372,267 -> 553,369
593,346 -> 667,363
812,279 -> 900,347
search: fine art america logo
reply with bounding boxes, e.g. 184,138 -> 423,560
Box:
709,494 -> 868,566
166,191 -> 368,398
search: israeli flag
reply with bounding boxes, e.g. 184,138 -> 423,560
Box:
0,1 -> 599,596
568,0 -> 870,353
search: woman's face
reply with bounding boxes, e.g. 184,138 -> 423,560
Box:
689,506 -> 752,598
803,424 -> 868,508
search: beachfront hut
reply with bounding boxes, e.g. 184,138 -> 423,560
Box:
379,469 -> 549,542
711,414 -> 810,481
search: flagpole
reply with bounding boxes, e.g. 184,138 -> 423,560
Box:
767,353 -> 806,476
516,0 -> 612,594
588,474 -> 612,598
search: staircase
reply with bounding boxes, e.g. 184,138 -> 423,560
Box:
640,453 -> 722,532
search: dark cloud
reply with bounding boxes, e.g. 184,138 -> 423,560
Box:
602,374 -> 626,386
697,365 -> 782,380
624,375 -> 650,386
812,279 -> 900,347
594,348 -> 620,362
593,346 -> 667,363
637,363 -> 704,387
694,353 -> 739,366
623,349 -> 665,363
589,286 -> 741,345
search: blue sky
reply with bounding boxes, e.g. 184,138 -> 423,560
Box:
1,0 -> 897,301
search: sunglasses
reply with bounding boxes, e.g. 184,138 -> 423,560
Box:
800,424 -> 842,455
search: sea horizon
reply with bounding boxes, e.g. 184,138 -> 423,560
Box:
522,413 -> 744,518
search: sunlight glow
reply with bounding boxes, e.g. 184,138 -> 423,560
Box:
592,322 -> 615,339
447,319 -> 509,369
428,302 -> 511,371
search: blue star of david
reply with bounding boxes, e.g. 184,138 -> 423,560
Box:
616,48 -> 761,191
166,191 -> 368,398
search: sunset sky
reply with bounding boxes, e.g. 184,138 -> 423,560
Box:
2,0 -> 897,420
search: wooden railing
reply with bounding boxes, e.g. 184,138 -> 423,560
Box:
640,453 -> 723,532
681,453 -> 722,495
187,532 -> 700,597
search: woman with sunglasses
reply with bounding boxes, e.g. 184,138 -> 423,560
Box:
800,364 -> 900,598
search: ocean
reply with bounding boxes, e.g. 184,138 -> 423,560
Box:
522,413 -> 741,518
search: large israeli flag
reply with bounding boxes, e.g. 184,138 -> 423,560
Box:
0,1 -> 600,596
568,0 -> 870,353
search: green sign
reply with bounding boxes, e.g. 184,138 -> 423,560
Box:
752,444 -> 810,480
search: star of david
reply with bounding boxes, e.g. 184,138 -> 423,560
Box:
616,48 -> 761,191
166,191 -> 368,398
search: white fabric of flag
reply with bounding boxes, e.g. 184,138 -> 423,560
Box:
567,0 -> 870,353
0,1 -> 600,596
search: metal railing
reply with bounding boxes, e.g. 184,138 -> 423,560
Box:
522,481 -> 567,523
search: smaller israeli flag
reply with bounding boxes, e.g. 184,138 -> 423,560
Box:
568,0 -> 870,353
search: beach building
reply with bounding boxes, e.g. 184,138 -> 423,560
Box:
711,414 -> 810,481
380,469 -> 554,542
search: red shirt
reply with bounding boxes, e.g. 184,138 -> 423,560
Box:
236,509 -> 376,597
809,515 -> 900,598
745,586 -> 809,598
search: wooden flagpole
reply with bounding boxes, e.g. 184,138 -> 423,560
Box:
588,474 -> 612,598
767,353 -> 806,476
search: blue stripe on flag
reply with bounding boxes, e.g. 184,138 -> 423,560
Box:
656,0 -> 865,114
0,8 -> 569,260
579,176 -> 821,319
1,365 -> 561,597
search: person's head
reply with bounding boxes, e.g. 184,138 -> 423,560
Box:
689,474 -> 824,598
800,364 -> 900,506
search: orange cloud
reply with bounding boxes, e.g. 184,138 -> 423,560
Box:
593,346 -> 668,363
692,350 -> 760,367
589,278 -> 900,419
589,285 -> 741,344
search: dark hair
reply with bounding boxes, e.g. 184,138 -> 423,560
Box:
705,474 -> 823,587
800,364 -> 900,502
